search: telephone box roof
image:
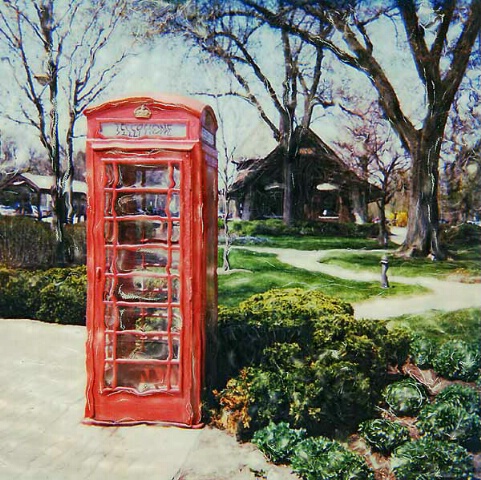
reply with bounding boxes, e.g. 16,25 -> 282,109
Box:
84,94 -> 217,126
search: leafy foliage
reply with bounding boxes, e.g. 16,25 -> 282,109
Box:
252,422 -> 306,464
391,437 -> 474,479
0,266 -> 86,325
290,436 -> 375,480
435,384 -> 481,415
215,289 -> 411,437
417,402 -> 481,445
409,334 -> 436,369
432,340 -> 480,382
358,418 -> 410,454
383,379 -> 427,416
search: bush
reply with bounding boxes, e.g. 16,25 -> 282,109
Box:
36,266 -> 87,325
215,289 -> 411,437
417,402 -> 481,445
0,216 -> 55,268
435,384 -> 481,415
290,436 -> 375,480
391,437 -> 474,479
64,223 -> 87,265
383,379 -> 427,416
252,422 -> 307,464
0,266 -> 87,325
409,335 -> 437,369
432,340 -> 480,382
358,418 -> 410,455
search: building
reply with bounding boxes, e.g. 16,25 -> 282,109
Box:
231,127 -> 381,223
0,172 -> 87,221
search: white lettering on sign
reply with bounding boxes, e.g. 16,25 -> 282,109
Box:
100,122 -> 187,138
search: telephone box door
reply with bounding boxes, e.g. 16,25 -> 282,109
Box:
86,148 -> 199,425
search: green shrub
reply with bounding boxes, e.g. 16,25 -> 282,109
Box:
391,437 -> 474,479
290,436 -> 375,480
252,422 -> 307,464
417,402 -> 481,445
383,379 -> 427,416
409,335 -> 437,369
215,289 -> 411,437
0,216 -> 55,268
432,340 -> 480,382
435,384 -> 481,415
36,266 -> 87,325
358,418 -> 410,455
0,268 -> 36,318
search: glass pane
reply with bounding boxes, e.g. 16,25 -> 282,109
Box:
172,164 -> 181,188
115,193 -> 168,216
171,222 -> 180,244
117,364 -> 171,392
168,193 -> 180,218
105,334 -> 114,360
113,248 -> 169,274
108,221 -> 178,245
104,364 -> 114,388
170,249 -> 180,274
116,306 -> 170,332
172,337 -> 180,360
103,277 -> 115,302
104,164 -> 116,188
118,164 -> 170,188
116,275 -> 168,302
171,277 -> 180,302
172,308 -> 182,332
104,304 -> 116,329
117,335 -> 170,360
104,192 -> 113,215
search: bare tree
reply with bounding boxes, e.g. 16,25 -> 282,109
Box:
0,0 -> 136,261
245,0 -> 481,258
144,0 -> 333,225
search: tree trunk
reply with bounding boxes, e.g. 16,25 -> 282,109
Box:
401,122 -> 446,259
282,152 -> 294,225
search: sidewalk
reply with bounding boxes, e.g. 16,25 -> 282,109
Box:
0,319 -> 296,480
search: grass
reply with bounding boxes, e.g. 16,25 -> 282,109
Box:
387,308 -> 481,346
317,250 -> 481,279
232,235 -> 393,251
218,248 -> 426,308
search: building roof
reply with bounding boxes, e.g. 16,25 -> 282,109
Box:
6,173 -> 87,194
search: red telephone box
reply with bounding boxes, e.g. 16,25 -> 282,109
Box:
83,95 -> 218,427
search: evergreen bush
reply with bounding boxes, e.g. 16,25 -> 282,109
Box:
435,384 -> 481,415
358,418 -> 410,455
432,340 -> 480,382
391,437 -> 474,479
383,379 -> 427,416
290,436 -> 375,480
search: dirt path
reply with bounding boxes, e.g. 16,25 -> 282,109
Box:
242,247 -> 481,319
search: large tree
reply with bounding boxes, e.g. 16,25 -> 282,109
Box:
244,0 -> 481,258
145,0 -> 334,224
0,0 -> 135,259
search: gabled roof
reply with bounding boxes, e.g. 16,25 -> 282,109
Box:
4,173 -> 87,194
232,127 -> 377,195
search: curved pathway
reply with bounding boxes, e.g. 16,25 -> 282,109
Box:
241,247 -> 481,319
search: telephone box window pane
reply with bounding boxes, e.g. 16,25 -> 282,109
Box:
139,309 -> 169,332
103,277 -> 115,302
117,364 -> 172,392
105,164 -> 115,188
172,338 -> 180,360
168,193 -> 180,218
104,364 -> 114,388
171,222 -> 180,243
117,335 -> 170,360
104,192 -> 113,216
113,248 -> 169,274
172,164 -> 181,188
118,306 -> 142,330
118,164 -> 171,188
116,275 -> 168,302
170,365 -> 180,388
115,193 -> 168,216
171,277 -> 180,302
172,308 -> 182,332
105,305 -> 116,329
105,334 -> 114,360
170,250 -> 180,274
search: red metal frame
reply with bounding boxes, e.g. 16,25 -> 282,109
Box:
83,95 -> 218,426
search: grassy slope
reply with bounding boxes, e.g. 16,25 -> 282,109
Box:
218,248 -> 425,308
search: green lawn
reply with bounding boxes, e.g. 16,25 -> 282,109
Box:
218,248 -> 426,308
387,308 -> 481,346
232,235 -> 392,251
317,250 -> 481,278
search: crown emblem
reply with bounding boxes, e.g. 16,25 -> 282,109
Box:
134,104 -> 152,119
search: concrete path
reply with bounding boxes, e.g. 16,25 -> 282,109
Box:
0,319 -> 296,480
242,247 -> 481,319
